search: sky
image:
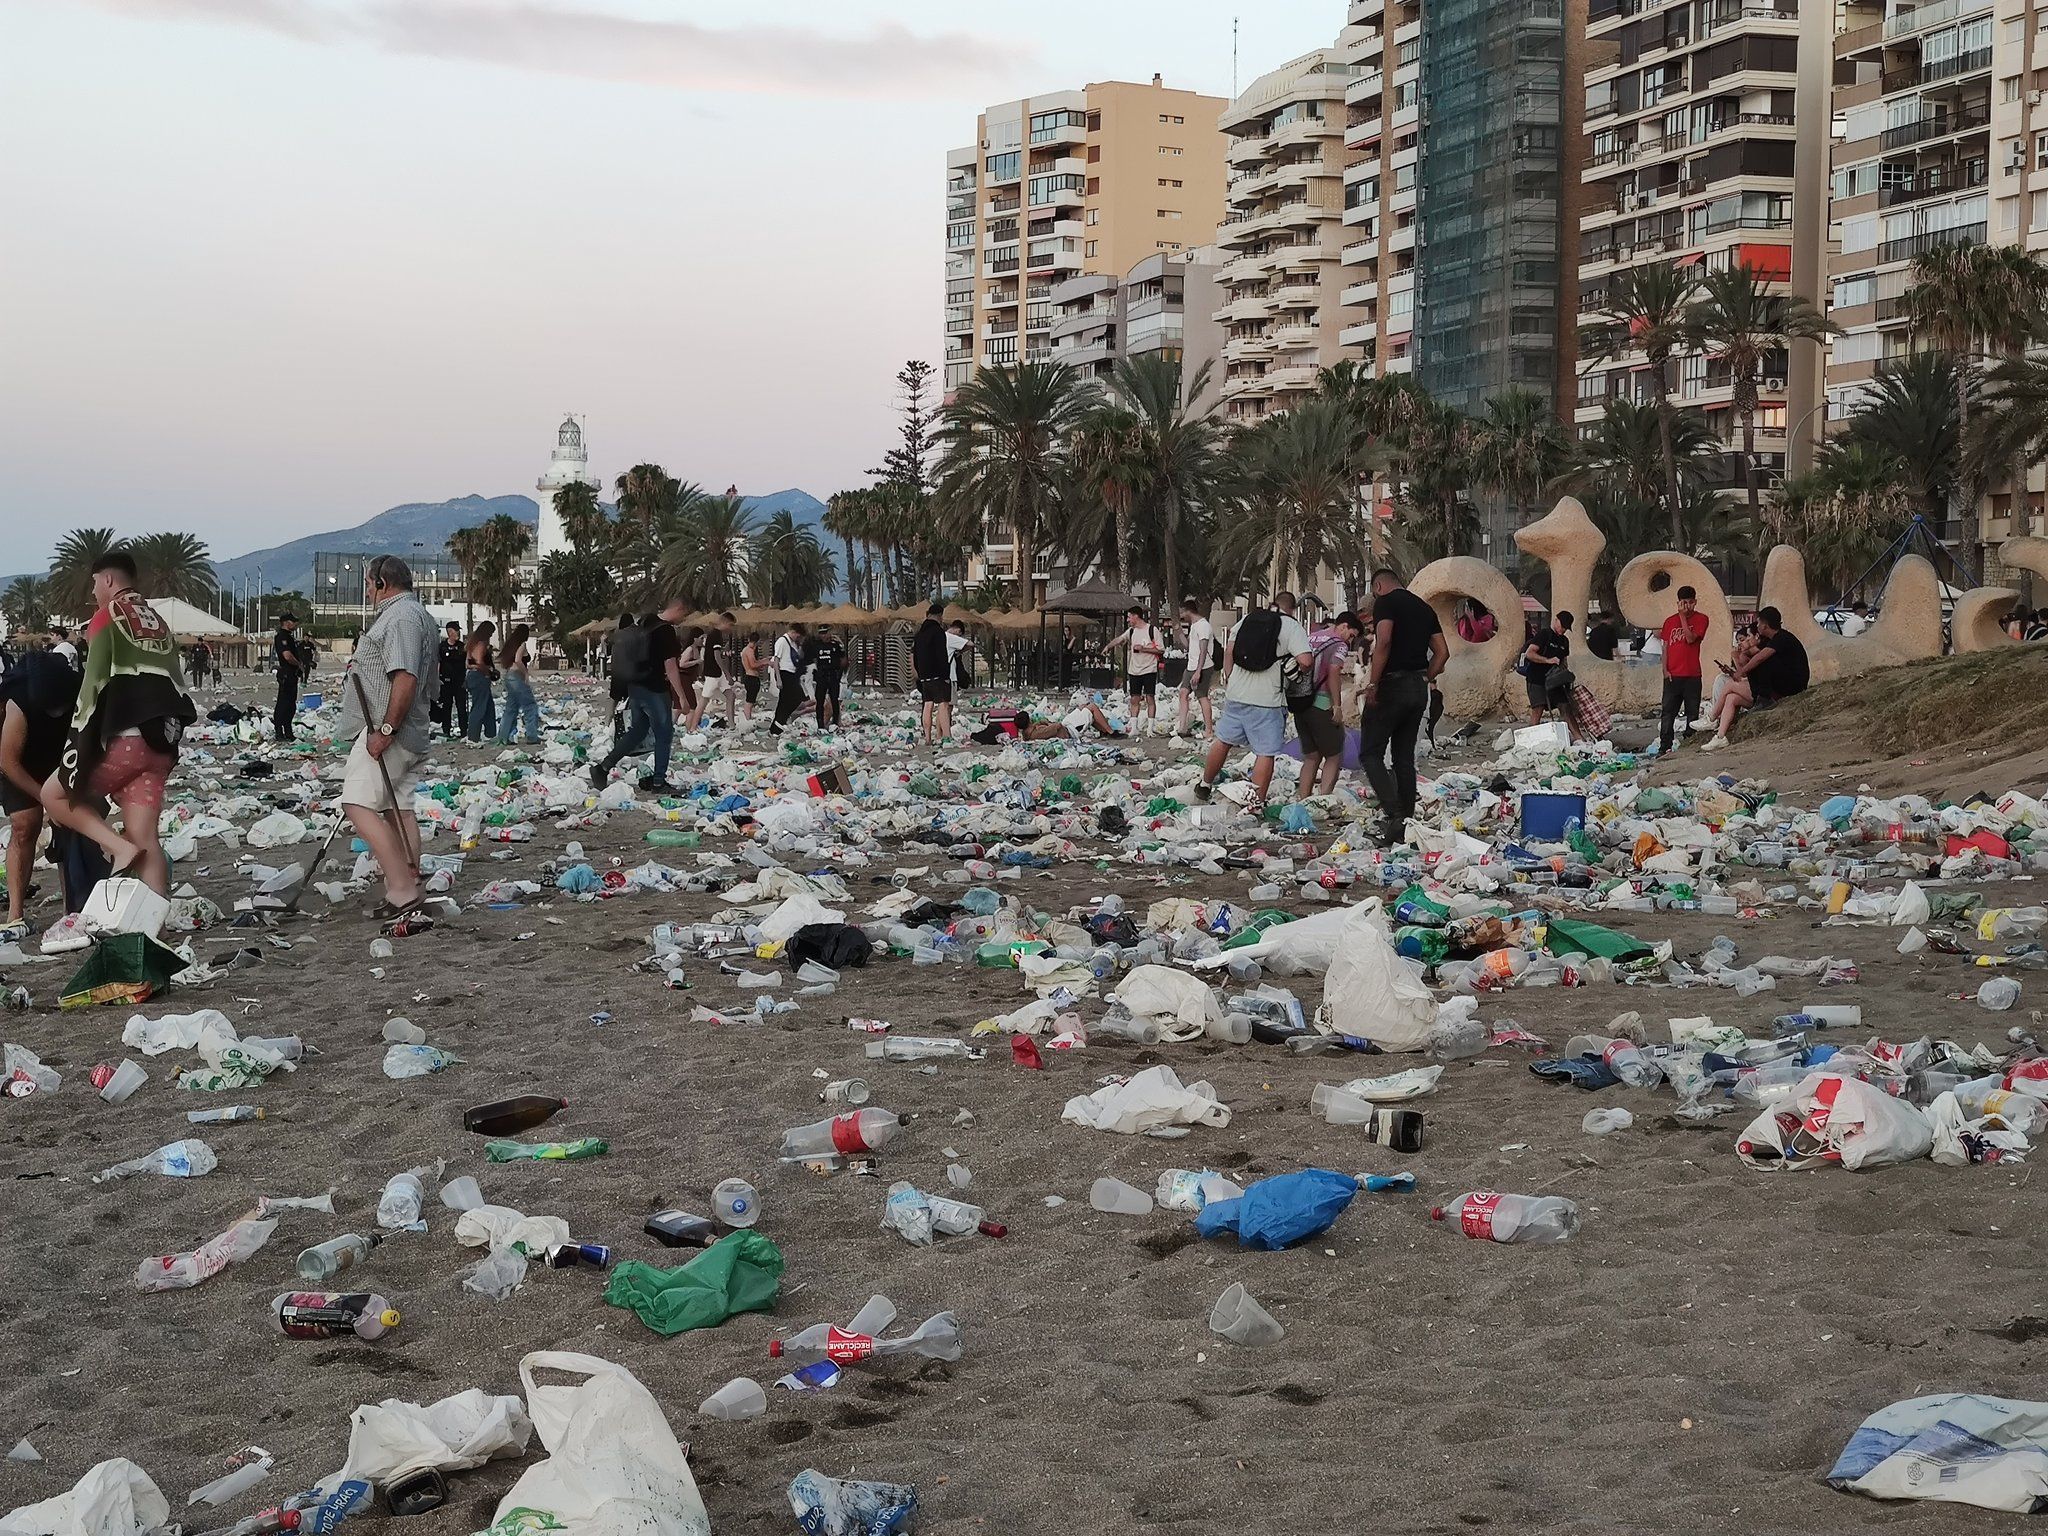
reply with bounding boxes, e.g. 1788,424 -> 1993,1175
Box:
0,0 -> 1340,578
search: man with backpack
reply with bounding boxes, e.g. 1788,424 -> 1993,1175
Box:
1193,592 -> 1311,819
589,610 -> 673,791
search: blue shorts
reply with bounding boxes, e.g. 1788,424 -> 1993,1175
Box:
1216,700 -> 1288,757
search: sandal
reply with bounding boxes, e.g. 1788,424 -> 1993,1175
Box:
373,894 -> 428,922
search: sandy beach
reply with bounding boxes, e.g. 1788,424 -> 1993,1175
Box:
1,671 -> 2043,1536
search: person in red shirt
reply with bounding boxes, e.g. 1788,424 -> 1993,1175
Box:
1657,585 -> 1708,754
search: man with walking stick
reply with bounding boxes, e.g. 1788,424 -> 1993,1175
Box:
337,555 -> 439,921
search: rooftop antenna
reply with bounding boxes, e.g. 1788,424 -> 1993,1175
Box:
1233,16 -> 1240,97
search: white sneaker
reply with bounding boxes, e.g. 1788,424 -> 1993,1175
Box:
1699,734 -> 1729,752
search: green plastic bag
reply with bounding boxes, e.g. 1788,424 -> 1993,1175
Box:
908,773 -> 940,798
486,1137 -> 610,1162
1541,917 -> 1652,962
60,933 -> 186,1008
1634,788 -> 1677,815
603,1231 -> 785,1336
1220,909 -> 1297,950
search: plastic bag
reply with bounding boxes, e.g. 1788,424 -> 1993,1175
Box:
0,1460 -> 168,1536
1195,1168 -> 1359,1250
312,1388 -> 531,1502
1061,1065 -> 1230,1136
1321,904 -> 1436,1052
603,1231 -> 784,1336
1192,904 -> 1351,976
1110,966 -> 1222,1042
1735,1073 -> 1934,1171
1828,1394 -> 2048,1512
478,1353 -> 709,1536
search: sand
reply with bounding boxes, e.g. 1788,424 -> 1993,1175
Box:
1,675 -> 2044,1536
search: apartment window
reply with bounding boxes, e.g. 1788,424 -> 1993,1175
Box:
2036,131 -> 2048,169
1158,209 -> 1182,219
1086,110 -> 1102,131
1832,274 -> 1876,308
985,151 -> 1021,182
1160,145 -> 1184,156
1085,177 -> 1100,195
1395,79 -> 1420,109
1833,162 -> 1878,200
986,337 -> 1018,366
2035,189 -> 2048,226
1158,113 -> 1185,124
1085,208 -> 1099,226
1394,163 -> 1416,192
946,285 -> 972,306
1027,173 -> 1085,206
2004,196 -> 2023,232
1087,145 -> 1101,163
1028,108 -> 1087,143
1158,177 -> 1183,188
2039,9 -> 2048,29
1085,239 -> 1099,257
947,221 -> 974,249
2007,17 -> 2026,43
2004,75 -> 2023,101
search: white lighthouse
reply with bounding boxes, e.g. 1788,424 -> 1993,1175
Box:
535,415 -> 597,561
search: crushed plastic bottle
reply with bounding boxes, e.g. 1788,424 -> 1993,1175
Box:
93,1138 -> 217,1184
779,1108 -> 905,1159
1432,1192 -> 1581,1244
786,1469 -> 918,1536
769,1310 -> 962,1364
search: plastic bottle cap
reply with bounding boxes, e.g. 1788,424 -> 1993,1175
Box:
1428,1207 -> 1446,1221
767,1340 -> 785,1358
379,1310 -> 402,1327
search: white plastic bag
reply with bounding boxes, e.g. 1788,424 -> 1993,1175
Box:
1891,881 -> 1931,928
0,1460 -> 168,1536
246,811 -> 308,848
480,1352 -> 709,1536
1109,965 -> 1221,1042
315,1388 -> 532,1498
1829,1394 -> 2048,1511
754,893 -> 844,943
1190,905 -> 1352,976
1321,903 -> 1437,1052
1735,1073 -> 1934,1171
1061,1064 -> 1230,1136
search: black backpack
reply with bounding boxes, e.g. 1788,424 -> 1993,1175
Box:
1232,609 -> 1283,673
610,624 -> 652,687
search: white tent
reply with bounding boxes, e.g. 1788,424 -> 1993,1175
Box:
149,597 -> 241,639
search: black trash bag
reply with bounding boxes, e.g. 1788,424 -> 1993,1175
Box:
1098,805 -> 1129,837
787,922 -> 875,971
1085,911 -> 1139,946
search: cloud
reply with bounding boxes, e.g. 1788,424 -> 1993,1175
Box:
79,0 -> 1029,98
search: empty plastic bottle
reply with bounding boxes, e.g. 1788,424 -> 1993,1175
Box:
1562,1034 -> 1662,1089
297,1232 -> 382,1283
274,1291 -> 400,1340
778,1108 -> 905,1159
768,1310 -> 962,1364
376,1164 -> 439,1231
1431,1192 -> 1581,1243
93,1139 -> 218,1184
865,1036 -> 977,1062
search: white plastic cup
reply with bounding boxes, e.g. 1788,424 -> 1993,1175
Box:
382,1018 -> 426,1044
1209,1281 -> 1285,1346
439,1175 -> 484,1211
697,1377 -> 766,1422
98,1060 -> 147,1104
713,1177 -> 760,1228
1089,1177 -> 1154,1216
1310,1082 -> 1376,1125
369,938 -> 394,960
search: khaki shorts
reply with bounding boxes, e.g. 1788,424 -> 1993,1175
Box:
341,734 -> 422,812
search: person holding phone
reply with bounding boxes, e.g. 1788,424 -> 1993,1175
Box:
1701,605 -> 1807,750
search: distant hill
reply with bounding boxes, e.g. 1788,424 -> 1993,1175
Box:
210,488 -> 835,599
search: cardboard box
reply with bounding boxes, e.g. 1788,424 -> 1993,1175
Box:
806,765 -> 851,798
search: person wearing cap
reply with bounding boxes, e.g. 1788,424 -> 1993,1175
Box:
271,613 -> 306,742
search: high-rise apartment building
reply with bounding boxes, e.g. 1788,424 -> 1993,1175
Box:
1416,0 -> 1581,420
1340,0 -> 1425,374
1212,48 -> 1355,422
944,77 -> 1228,401
1049,252 -> 1195,379
1577,0 -> 1830,489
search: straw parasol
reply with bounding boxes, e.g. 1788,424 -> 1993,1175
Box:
822,602 -> 883,630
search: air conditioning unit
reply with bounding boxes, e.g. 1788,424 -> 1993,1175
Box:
2009,143 -> 2028,170
1764,376 -> 1787,391
2031,90 -> 2045,106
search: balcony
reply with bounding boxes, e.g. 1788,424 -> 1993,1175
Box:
1266,364 -> 1322,391
1877,220 -> 1985,263
1275,320 -> 1321,345
1884,0 -> 1995,39
1878,102 -> 1992,149
1343,276 -> 1381,306
1883,45 -> 1992,92
1880,165 -> 1989,205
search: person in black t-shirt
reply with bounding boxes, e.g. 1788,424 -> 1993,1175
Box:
810,624 -> 848,730
1523,611 -> 1572,724
271,615 -> 307,742
433,621 -> 468,738
912,604 -> 952,745
590,608 -> 681,791
1703,605 -> 1807,750
1358,569 -> 1448,846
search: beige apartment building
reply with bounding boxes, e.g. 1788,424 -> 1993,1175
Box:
1049,251 -> 1196,379
1576,0 -> 1831,488
1828,0 -> 2048,560
944,77 -> 1228,402
1340,0 -> 1425,374
1213,48 -> 1355,422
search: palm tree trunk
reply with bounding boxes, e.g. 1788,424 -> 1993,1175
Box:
1112,492 -> 1133,594
1653,374 -> 1685,550
1161,490 -> 1182,614
1956,363 -> 1981,584
1014,520 -> 1035,607
1742,404 -> 1763,574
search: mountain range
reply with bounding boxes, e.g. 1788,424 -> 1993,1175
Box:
209,488 -> 833,599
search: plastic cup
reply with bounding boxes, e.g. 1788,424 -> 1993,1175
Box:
98,1060 -> 147,1104
1089,1177 -> 1154,1216
1310,1082 -> 1376,1125
439,1175 -> 484,1211
713,1177 -> 760,1228
696,1377 -> 767,1422
382,1018 -> 427,1044
1209,1282 -> 1285,1346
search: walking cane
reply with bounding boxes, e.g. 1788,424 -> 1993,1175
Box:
349,672 -> 422,876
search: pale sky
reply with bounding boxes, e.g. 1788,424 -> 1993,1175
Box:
0,0 -> 1338,577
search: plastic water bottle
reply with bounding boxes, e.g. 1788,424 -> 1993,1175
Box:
274,1291 -> 401,1340
375,1166 -> 435,1231
92,1138 -> 218,1184
1562,1034 -> 1661,1088
778,1108 -> 905,1159
1431,1192 -> 1581,1243
768,1311 -> 962,1364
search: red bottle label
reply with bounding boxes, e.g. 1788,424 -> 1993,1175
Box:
829,1113 -> 868,1155
822,1327 -> 875,1363
1459,1192 -> 1501,1240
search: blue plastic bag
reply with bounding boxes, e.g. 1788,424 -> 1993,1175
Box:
555,863 -> 599,894
1278,803 -> 1316,834
1194,1168 -> 1359,1250
1819,794 -> 1857,824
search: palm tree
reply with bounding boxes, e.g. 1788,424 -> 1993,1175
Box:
1469,388 -> 1572,533
822,491 -> 866,606
1839,350 -> 1961,531
1581,260 -> 1703,545
2,576 -> 49,634
1904,242 -> 2048,574
533,549 -> 614,640
462,513 -> 531,621
1217,399 -> 1369,594
613,465 -> 699,596
1562,397 -> 1719,522
1686,263 -> 1836,556
446,525 -> 484,631
1067,403 -> 1146,587
552,482 -> 610,556
748,510 -> 836,607
128,532 -> 218,604
1777,443 -> 1914,595
1394,398 -> 1473,563
659,494 -> 757,610
45,528 -> 119,619
934,362 -> 1096,603
1107,353 -> 1224,608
